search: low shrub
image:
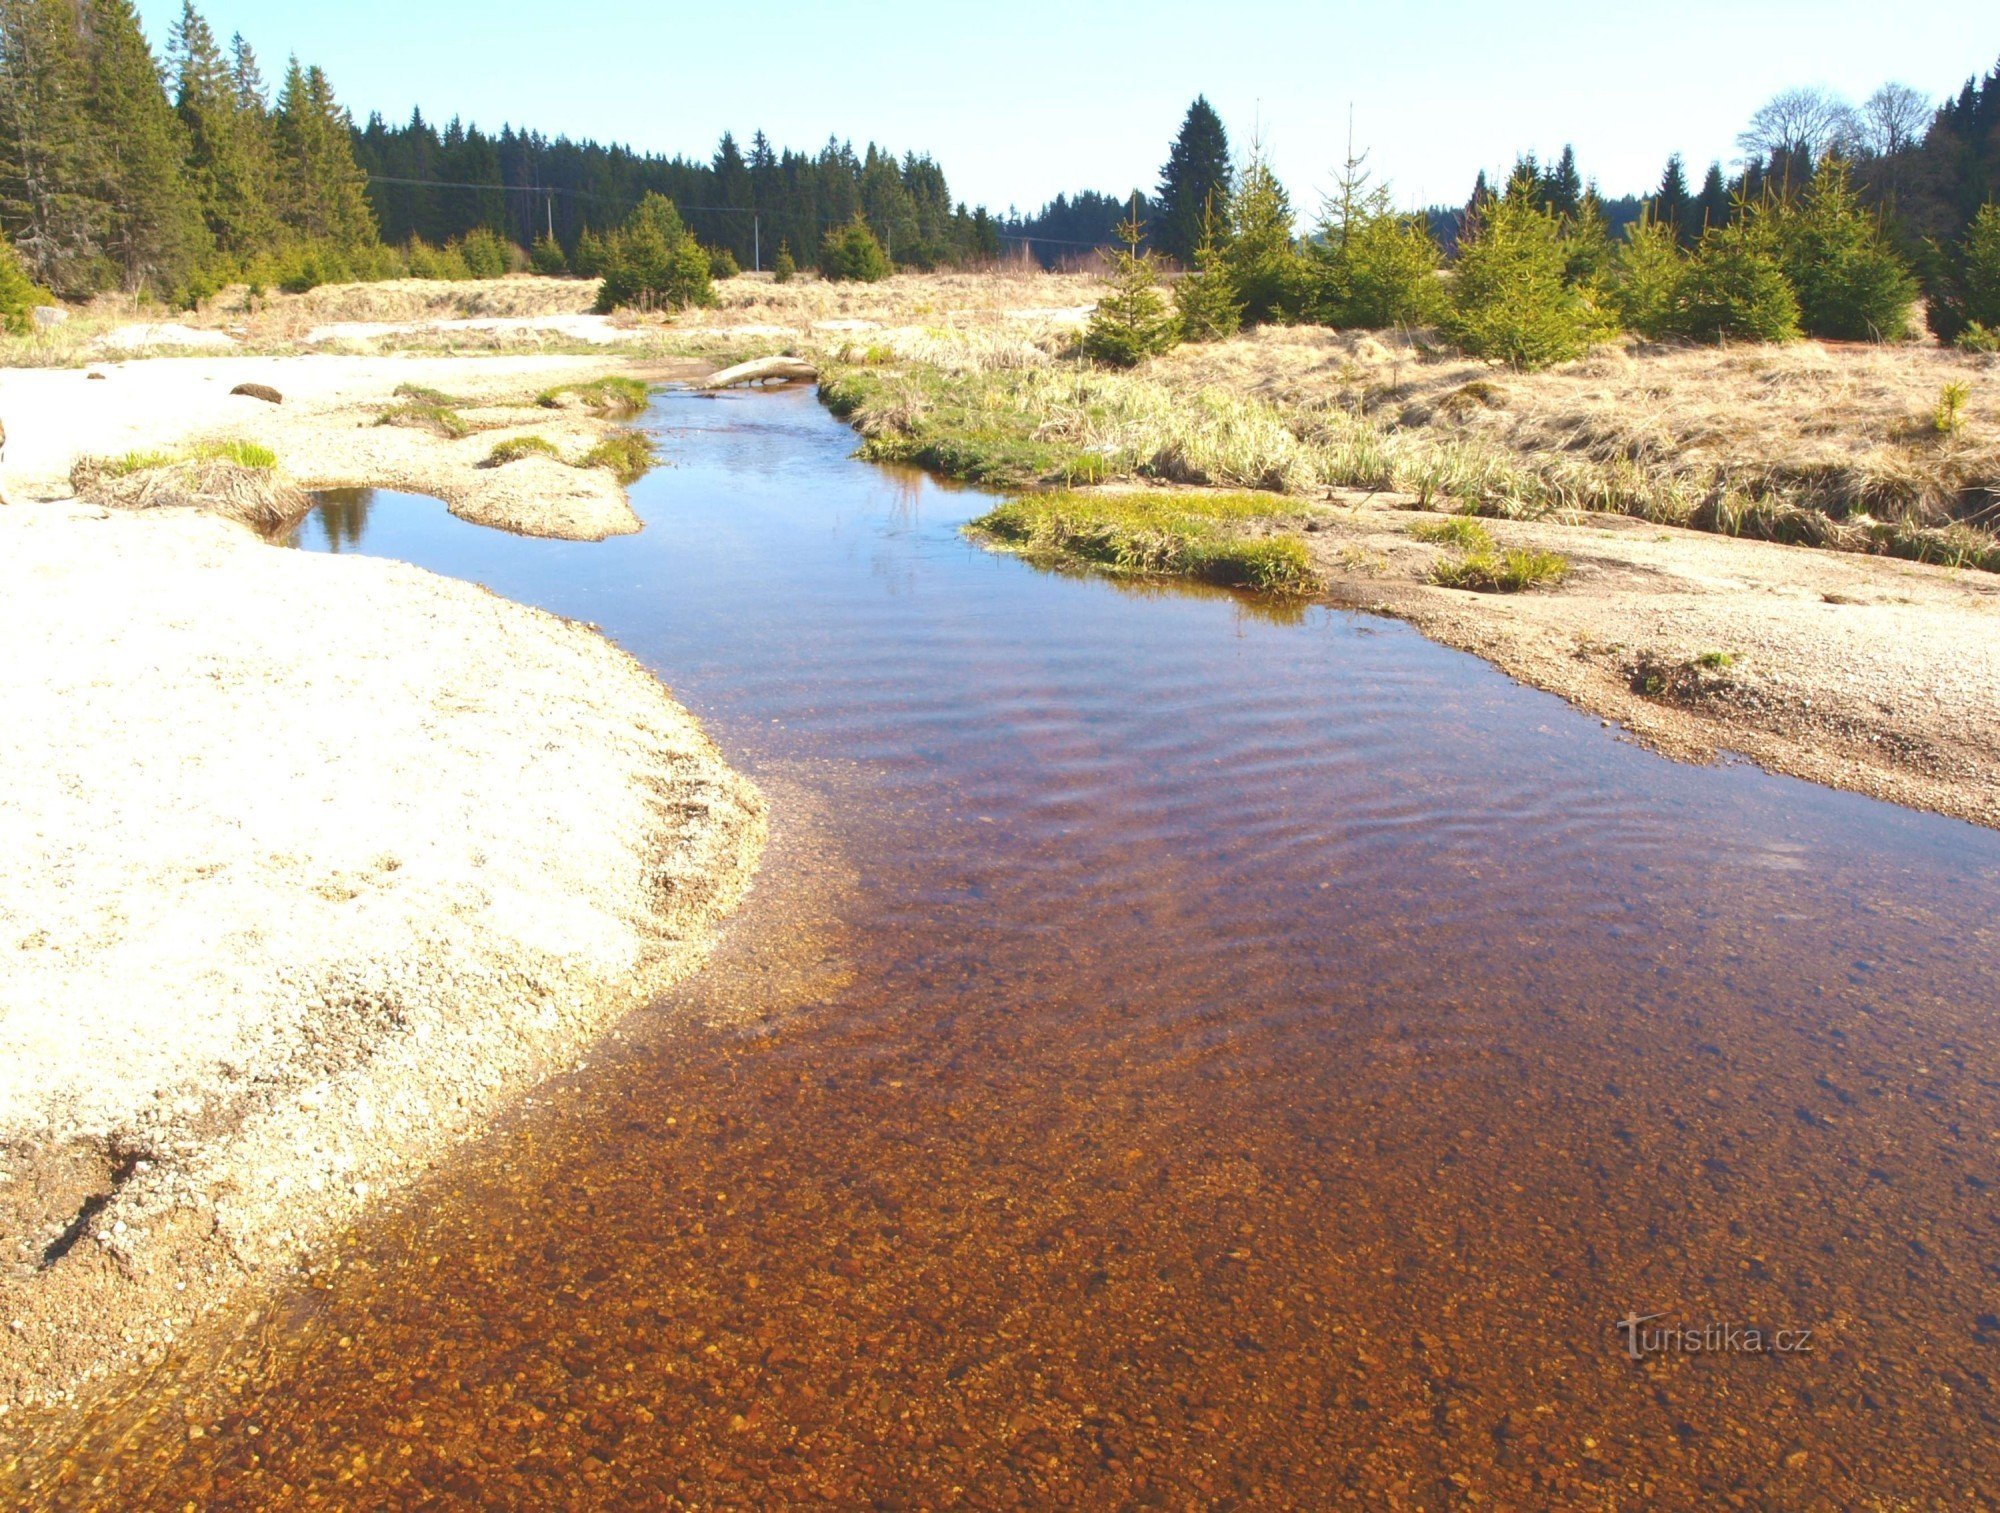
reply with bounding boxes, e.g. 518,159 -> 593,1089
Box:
706,245 -> 742,280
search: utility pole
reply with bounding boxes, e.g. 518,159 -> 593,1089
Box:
546,193 -> 554,244
754,213 -> 760,274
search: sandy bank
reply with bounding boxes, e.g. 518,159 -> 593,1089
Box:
0,353 -> 696,541
1301,498 -> 2000,830
0,504 -> 765,1411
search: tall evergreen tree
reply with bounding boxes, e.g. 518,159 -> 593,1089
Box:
85,0 -> 209,291
1653,153 -> 1694,247
1693,162 -> 1730,236
169,2 -> 274,256
0,0 -> 104,293
1154,96 -> 1232,263
1542,145 -> 1582,217
272,57 -> 374,251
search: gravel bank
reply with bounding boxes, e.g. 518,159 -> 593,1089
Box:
0,503 -> 765,1411
0,354 -> 699,542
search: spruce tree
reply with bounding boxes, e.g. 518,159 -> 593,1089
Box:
86,0 -> 210,293
1154,96 -> 1232,264
1542,145 -> 1582,217
170,2 -> 274,258
1560,187 -> 1615,290
1693,162 -> 1731,236
1768,158 -> 1916,340
1653,153 -> 1694,248
1224,144 -> 1300,326
0,231 -> 53,331
1174,196 -> 1240,341
272,58 -> 375,253
772,239 -> 797,282
0,0 -> 105,293
1609,214 -> 1686,338
820,213 -> 890,281
1677,217 -> 1799,343
1082,199 -> 1178,366
1306,143 -> 1442,328
1441,164 -> 1609,369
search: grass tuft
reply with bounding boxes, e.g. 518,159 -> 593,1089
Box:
969,489 -> 1315,593
1410,515 -> 1495,552
375,400 -> 469,438
538,375 -> 649,413
484,434 -> 562,467
1430,547 -> 1571,593
578,429 -> 657,483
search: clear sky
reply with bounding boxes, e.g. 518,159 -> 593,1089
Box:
139,1 -> 1996,215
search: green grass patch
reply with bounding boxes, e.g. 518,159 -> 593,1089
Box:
1430,547 -> 1571,593
538,375 -> 649,413
189,438 -> 277,469
100,440 -> 275,475
484,434 -> 562,467
100,448 -> 176,477
1410,515 -> 1495,552
969,490 -> 1315,594
375,400 -> 469,438
578,429 -> 657,483
1693,650 -> 1736,670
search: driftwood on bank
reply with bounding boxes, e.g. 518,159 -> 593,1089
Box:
696,356 -> 819,390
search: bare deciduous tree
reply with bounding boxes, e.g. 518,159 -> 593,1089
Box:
1736,86 -> 1859,166
1856,83 -> 1932,158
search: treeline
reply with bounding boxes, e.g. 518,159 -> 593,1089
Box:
352,115 -> 1002,275
0,0 -> 380,303
0,0 -> 1004,314
1075,63 -> 2000,365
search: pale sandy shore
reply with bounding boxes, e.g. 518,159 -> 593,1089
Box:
0,503 -> 765,1412
1297,498 -> 2000,831
0,353 -> 692,541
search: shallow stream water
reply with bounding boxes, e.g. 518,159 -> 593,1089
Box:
18,387 -> 2000,1506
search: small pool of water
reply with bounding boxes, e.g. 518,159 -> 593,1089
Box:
26,387 -> 2000,1506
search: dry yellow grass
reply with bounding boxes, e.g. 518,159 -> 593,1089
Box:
1156,326 -> 1999,529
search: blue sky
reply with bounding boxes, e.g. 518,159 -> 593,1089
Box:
141,1 -> 1996,214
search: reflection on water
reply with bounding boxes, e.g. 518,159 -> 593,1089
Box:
15,387 -> 2000,1508
283,488 -> 374,552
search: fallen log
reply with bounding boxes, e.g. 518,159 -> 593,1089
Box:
697,355 -> 818,390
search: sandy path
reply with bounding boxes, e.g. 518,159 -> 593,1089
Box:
0,503 -> 765,1410
0,354 -> 690,541
1304,499 -> 2000,830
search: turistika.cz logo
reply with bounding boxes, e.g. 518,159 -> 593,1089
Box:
1615,1311 -> 1815,1361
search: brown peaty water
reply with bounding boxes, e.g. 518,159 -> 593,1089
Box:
12,387 -> 2000,1508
